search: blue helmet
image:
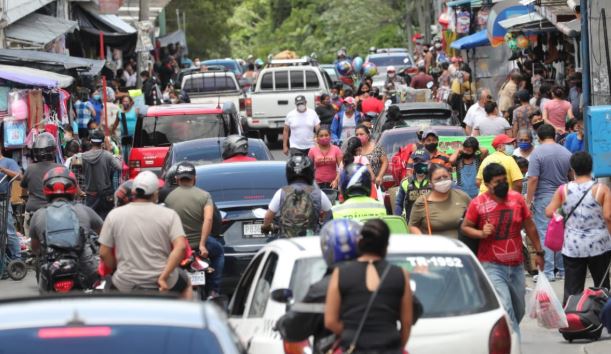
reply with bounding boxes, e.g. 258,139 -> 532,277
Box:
320,219 -> 362,267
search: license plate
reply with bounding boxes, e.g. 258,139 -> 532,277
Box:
189,271 -> 206,286
243,222 -> 265,238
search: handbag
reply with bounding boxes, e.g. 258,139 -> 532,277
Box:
120,112 -> 133,146
544,183 -> 594,252
327,264 -> 392,354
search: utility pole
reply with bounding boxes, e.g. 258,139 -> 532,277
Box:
137,0 -> 150,88
406,0 -> 413,54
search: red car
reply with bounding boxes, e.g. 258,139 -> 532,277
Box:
128,102 -> 243,179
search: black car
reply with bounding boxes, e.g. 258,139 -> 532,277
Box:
372,102 -> 460,139
195,161 -> 287,295
160,137 -> 273,179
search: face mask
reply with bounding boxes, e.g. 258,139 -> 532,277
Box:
461,152 -> 474,159
518,142 -> 532,150
388,73 -> 396,79
93,94 -> 101,101
358,135 -> 369,146
297,104 -> 307,112
433,179 -> 452,193
532,121 -> 543,130
331,93 -> 338,99
493,181 -> 509,199
425,143 -> 438,152
318,137 -> 330,146
415,164 -> 428,175
504,144 -> 515,155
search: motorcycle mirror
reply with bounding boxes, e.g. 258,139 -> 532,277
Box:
426,81 -> 434,89
271,288 -> 294,304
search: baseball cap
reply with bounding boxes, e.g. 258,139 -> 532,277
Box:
90,130 -> 104,144
344,96 -> 356,105
133,171 -> 160,196
411,149 -> 431,164
422,128 -> 438,139
387,66 -> 396,72
295,95 -> 307,105
175,161 -> 196,179
492,134 -> 516,148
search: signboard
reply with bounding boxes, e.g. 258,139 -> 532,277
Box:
99,0 -> 124,14
437,135 -> 495,155
585,106 -> 611,177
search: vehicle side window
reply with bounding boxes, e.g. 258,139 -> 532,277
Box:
260,73 -> 273,90
275,71 -> 289,90
248,252 -> 279,317
229,253 -> 264,316
305,71 -> 319,89
321,70 -> 333,90
290,71 -> 304,90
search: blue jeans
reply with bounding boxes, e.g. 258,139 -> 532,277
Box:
482,262 -> 525,336
205,236 -> 225,294
6,205 -> 21,260
533,193 -> 563,278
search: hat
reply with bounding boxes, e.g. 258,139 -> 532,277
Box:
422,128 -> 438,139
133,171 -> 160,196
175,161 -> 196,179
492,134 -> 516,148
411,149 -> 431,164
344,96 -> 356,105
295,95 -> 307,105
90,130 -> 104,144
387,66 -> 396,72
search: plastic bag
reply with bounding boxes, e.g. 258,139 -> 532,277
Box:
527,272 -> 568,329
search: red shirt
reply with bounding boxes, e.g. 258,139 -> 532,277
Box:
465,190 -> 531,266
361,97 -> 384,114
222,155 -> 257,163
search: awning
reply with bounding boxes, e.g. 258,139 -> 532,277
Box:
499,12 -> 544,29
447,0 -> 503,8
72,5 -> 138,55
5,13 -> 78,47
80,4 -> 136,34
487,0 -> 532,47
0,49 -> 105,76
451,30 -> 491,50
555,19 -> 581,38
537,5 -> 580,38
498,11 -> 556,34
157,30 -> 187,48
0,64 -> 74,88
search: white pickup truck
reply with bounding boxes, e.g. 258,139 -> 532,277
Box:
243,58 -> 332,143
181,71 -> 245,110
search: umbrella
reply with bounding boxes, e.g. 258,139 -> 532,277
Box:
487,0 -> 532,47
450,30 -> 491,50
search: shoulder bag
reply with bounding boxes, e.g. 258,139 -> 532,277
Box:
545,183 -> 594,252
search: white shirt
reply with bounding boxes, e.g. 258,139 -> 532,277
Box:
473,115 -> 511,136
285,108 -> 320,149
268,185 -> 333,213
463,102 -> 487,129
341,112 -> 357,141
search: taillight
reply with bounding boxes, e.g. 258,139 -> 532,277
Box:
489,316 -> 511,354
39,326 -> 112,339
283,340 -> 311,354
129,160 -> 141,169
245,98 -> 252,117
53,279 -> 74,293
239,98 -> 245,111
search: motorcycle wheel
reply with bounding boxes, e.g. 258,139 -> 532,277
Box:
7,259 -> 27,281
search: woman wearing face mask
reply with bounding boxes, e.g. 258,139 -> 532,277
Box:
450,137 -> 488,199
330,97 -> 362,146
112,96 -> 138,161
89,90 -> 104,124
308,128 -> 343,189
355,125 -> 388,186
513,129 -> 535,160
315,94 -> 337,128
408,164 -> 471,238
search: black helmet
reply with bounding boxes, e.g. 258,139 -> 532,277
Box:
222,135 -> 249,159
33,132 -> 57,162
115,180 -> 135,207
286,155 -> 314,185
164,163 -> 180,186
340,163 -> 372,198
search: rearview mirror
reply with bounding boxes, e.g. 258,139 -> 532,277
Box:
271,288 -> 294,303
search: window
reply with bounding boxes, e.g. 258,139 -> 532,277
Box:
275,71 -> 289,90
248,252 -> 279,317
182,75 -> 238,93
229,253 -> 264,316
137,115 -> 225,147
289,258 -> 328,302
305,71 -> 319,88
290,71 -> 304,89
321,70 -> 333,90
260,73 -> 273,90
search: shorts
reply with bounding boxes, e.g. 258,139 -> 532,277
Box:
169,269 -> 189,294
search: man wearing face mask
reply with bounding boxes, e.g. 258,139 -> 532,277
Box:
383,66 -> 408,103
394,150 -> 432,219
405,129 -> 451,177
476,134 -> 523,194
462,162 -> 544,336
283,95 -> 321,156
330,97 -> 362,146
89,89 -> 104,125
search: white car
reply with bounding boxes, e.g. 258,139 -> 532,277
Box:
228,235 -> 520,354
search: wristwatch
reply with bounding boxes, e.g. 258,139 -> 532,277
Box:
535,250 -> 545,256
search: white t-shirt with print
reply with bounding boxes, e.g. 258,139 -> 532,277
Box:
340,112 -> 357,141
285,108 -> 320,149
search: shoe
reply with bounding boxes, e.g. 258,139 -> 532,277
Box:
555,274 -> 564,281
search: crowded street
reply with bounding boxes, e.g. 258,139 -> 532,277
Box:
0,0 -> 610,353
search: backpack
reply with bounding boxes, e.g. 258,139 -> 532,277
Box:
279,185 -> 319,237
44,202 -> 86,254
210,202 -> 223,236
559,287 -> 609,342
391,144 -> 416,185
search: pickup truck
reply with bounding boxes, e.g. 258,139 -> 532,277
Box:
242,58 -> 332,143
181,71 -> 244,110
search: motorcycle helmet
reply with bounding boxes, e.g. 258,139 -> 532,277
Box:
340,163 -> 372,198
164,163 -> 180,186
320,219 -> 362,268
255,58 -> 264,69
286,155 -> 314,185
33,132 -> 57,162
115,180 -> 135,207
222,135 -> 249,159
42,166 -> 78,200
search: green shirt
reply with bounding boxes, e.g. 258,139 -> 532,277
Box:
164,186 -> 213,246
331,196 -> 387,220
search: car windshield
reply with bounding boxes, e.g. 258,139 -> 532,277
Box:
396,118 -> 452,128
379,128 -> 465,158
203,61 -> 241,74
368,55 -> 412,67
182,75 -> 239,93
0,325 -> 229,354
137,114 -> 225,147
175,143 -> 269,164
196,166 -> 286,204
290,253 -> 498,318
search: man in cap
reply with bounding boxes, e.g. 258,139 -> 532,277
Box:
405,128 -> 451,177
99,170 -> 192,299
394,149 -> 432,220
476,134 -> 523,194
164,162 -> 225,297
283,95 -> 321,157
81,129 -> 122,219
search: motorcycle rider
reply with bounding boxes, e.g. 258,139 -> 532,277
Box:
383,66 -> 408,103
29,166 -> 102,289
332,163 -> 387,220
222,135 -> 256,163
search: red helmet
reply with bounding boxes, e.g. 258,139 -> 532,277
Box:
42,166 -> 78,200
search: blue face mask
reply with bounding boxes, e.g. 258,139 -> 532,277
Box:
93,94 -> 101,101
518,142 -> 532,150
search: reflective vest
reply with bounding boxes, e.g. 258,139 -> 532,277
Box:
400,177 -> 431,220
332,196 -> 387,220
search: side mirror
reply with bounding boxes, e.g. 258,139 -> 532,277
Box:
271,288 -> 294,303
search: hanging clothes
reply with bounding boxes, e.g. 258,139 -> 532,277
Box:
28,89 -> 44,130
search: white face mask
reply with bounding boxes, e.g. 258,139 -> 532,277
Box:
388,73 -> 396,78
433,179 -> 452,193
504,144 -> 515,155
297,104 -> 307,112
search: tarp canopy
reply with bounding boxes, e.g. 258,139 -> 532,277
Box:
72,4 -> 137,54
0,49 -> 105,76
499,12 -> 544,29
0,64 -> 74,88
5,13 -> 78,47
157,30 -> 188,50
81,4 -> 136,34
451,30 -> 491,50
